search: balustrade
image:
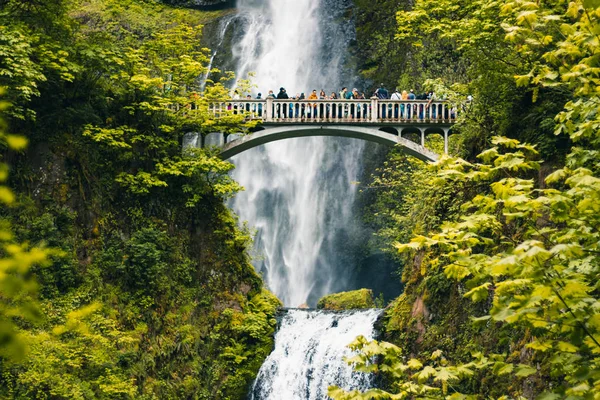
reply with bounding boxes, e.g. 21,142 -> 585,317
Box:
206,99 -> 457,124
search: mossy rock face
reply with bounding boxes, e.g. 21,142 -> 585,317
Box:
160,0 -> 234,9
317,289 -> 376,310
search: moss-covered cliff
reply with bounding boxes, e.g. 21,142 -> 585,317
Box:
160,0 -> 234,9
0,0 -> 279,398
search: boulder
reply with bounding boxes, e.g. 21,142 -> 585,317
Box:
316,289 -> 376,311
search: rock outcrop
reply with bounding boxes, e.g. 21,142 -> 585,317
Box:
316,289 -> 376,311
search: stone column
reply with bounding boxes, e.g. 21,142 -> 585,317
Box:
182,132 -> 200,150
371,98 -> 378,122
443,128 -> 449,154
266,97 -> 274,122
205,132 -> 225,147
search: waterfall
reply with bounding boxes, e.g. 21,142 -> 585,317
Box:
250,309 -> 381,399
229,0 -> 365,307
214,1 -> 383,397
200,15 -> 235,91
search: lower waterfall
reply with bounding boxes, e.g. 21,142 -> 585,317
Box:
250,309 -> 381,399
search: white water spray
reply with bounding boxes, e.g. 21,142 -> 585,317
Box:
229,0 -> 364,307
250,309 -> 381,399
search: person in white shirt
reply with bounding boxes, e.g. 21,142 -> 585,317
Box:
391,89 -> 402,118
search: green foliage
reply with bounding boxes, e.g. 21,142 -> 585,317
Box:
392,0 -> 570,160
352,0 -> 412,90
364,147 -> 464,254
340,129 -> 600,397
317,289 -> 377,310
329,337 -> 485,399
0,27 -> 46,121
0,0 -> 279,398
341,0 -> 600,399
0,94 -> 49,362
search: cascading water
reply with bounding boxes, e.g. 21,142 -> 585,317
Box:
229,0 -> 364,307
250,309 -> 381,399
201,14 -> 236,91
213,0 -> 382,396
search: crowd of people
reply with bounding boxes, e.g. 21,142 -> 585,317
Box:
233,84 -> 437,102
229,84 -> 453,120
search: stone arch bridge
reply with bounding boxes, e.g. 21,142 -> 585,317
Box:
184,98 -> 457,162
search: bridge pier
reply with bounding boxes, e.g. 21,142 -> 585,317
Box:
183,132 -> 201,149
205,132 -> 225,146
443,128 -> 449,155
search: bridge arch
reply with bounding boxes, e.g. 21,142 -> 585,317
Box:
218,125 -> 439,162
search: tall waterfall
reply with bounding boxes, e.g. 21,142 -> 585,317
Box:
229,0 -> 365,307
250,309 -> 381,399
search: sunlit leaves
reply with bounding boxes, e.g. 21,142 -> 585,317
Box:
354,128 -> 600,398
444,264 -> 472,280
330,338 -> 487,399
464,282 -> 491,302
115,171 -> 168,195
335,0 -> 600,399
83,125 -> 134,149
0,97 -> 47,361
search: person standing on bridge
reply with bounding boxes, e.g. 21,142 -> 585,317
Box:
319,89 -> 326,118
375,83 -> 389,99
426,91 -> 437,119
277,87 -> 289,118
391,88 -> 401,119
307,89 -> 319,119
408,89 -> 416,119
330,92 -> 338,119
338,88 -> 347,118
231,89 -> 241,114
276,87 -> 288,99
256,92 -> 263,117
350,88 -> 360,118
267,90 -> 276,99
245,94 -> 252,113
293,93 -> 301,118
375,83 -> 389,118
400,90 -> 408,118
299,92 -> 306,118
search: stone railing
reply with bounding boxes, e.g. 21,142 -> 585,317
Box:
208,98 -> 457,124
